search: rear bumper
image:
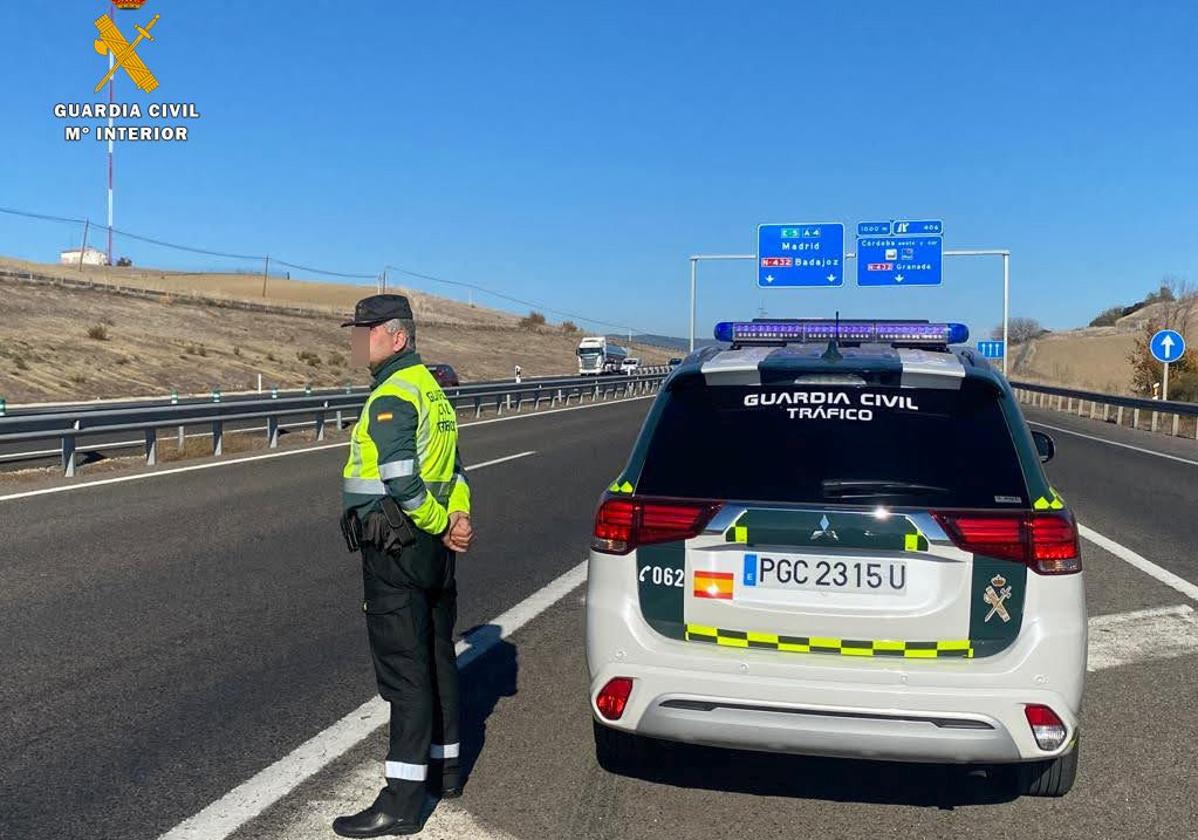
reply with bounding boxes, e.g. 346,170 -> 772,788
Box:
586,552 -> 1086,764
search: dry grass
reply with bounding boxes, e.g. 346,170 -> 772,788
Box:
0,272 -> 673,403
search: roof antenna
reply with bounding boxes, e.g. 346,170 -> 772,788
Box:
822,310 -> 843,362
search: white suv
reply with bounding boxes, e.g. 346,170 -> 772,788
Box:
620,357 -> 641,375
586,319 -> 1085,797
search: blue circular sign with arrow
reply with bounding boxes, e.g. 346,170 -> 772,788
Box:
1149,329 -> 1186,364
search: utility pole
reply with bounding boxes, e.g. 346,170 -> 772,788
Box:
79,219 -> 90,271
262,256 -> 270,297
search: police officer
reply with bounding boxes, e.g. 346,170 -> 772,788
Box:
334,294 -> 474,837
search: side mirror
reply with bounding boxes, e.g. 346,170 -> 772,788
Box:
1031,430 -> 1055,464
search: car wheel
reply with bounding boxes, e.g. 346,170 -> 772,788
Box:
1015,736 -> 1080,797
593,719 -> 648,773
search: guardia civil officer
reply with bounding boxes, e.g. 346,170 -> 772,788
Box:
334,294 -> 474,837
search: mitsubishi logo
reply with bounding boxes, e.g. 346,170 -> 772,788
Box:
810,514 -> 839,542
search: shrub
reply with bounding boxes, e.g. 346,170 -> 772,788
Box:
297,350 -> 322,367
87,324 -> 109,341
13,355 -> 28,371
1127,320 -> 1196,396
69,373 -> 87,384
560,320 -> 579,333
115,356 -> 130,365
327,351 -> 346,366
233,346 -> 242,357
266,352 -> 277,362
519,310 -> 547,329
1089,306 -> 1123,328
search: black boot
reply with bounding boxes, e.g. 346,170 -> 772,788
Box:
430,758 -> 463,799
332,787 -> 424,837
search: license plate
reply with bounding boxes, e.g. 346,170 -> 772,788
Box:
745,553 -> 907,594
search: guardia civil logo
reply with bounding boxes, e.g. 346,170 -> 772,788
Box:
53,2 -> 202,143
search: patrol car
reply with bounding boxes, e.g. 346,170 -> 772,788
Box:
586,319 -> 1085,797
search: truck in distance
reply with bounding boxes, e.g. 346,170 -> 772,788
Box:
577,336 -> 629,375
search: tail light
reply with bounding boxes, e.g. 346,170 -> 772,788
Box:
592,495 -> 721,554
595,677 -> 634,720
1024,704 -> 1068,750
932,511 -> 1081,574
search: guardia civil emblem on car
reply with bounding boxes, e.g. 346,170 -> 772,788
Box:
983,574 -> 1013,623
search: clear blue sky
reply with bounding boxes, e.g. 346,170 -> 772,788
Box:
3,1 -> 1196,341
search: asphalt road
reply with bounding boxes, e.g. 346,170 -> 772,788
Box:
1,394 -> 1195,840
0,396 -> 652,840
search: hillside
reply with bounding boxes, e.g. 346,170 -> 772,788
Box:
1009,301 -> 1198,394
0,261 -> 671,404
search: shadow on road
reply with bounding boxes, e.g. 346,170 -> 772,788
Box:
617,738 -> 1020,809
455,624 -> 519,784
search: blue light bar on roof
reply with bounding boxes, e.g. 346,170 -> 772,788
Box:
714,320 -> 969,346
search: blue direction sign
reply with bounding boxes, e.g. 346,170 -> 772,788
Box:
1149,329 -> 1186,364
856,235 -> 943,286
757,223 -> 845,288
977,340 -> 1005,359
893,219 -> 943,235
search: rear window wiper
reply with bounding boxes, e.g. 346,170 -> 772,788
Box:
821,479 -> 951,498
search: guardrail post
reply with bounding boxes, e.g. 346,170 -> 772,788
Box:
145,428 -> 157,466
1172,413 -> 1180,437
1133,408 -> 1140,429
1103,404 -> 1110,422
474,396 -> 482,418
1078,399 -> 1085,417
315,409 -> 326,442
212,420 -> 223,456
496,394 -> 504,415
336,407 -> 343,429
268,415 -> 279,448
0,396 -> 6,417
1151,410 -> 1159,433
62,432 -> 76,477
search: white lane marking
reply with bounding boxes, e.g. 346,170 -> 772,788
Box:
1081,525 -> 1198,602
1088,604 -> 1198,671
1028,419 -> 1198,467
0,393 -> 653,503
235,759 -> 519,840
467,451 -> 536,471
157,560 -> 587,840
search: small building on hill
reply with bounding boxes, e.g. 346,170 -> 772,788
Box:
59,247 -> 109,266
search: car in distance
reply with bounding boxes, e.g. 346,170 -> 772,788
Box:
620,357 -> 641,375
426,363 -> 460,388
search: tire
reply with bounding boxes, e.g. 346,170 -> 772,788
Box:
593,719 -> 647,773
1016,737 -> 1080,797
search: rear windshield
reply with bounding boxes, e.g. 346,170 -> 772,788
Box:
636,380 -> 1028,508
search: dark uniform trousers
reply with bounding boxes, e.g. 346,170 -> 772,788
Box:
360,521 -> 460,816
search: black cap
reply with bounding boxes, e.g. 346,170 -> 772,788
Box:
340,294 -> 413,327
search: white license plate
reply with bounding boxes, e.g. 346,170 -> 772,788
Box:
747,553 -> 907,594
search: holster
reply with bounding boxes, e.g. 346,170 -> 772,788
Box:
339,509 -> 363,553
345,498 -> 419,555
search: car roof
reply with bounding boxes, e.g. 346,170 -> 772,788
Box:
668,343 -> 1004,391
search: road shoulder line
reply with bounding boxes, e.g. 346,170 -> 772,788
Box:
1081,524 -> 1198,602
0,393 -> 652,503
1028,419 -> 1198,467
156,560 -> 587,840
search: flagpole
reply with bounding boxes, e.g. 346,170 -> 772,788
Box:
106,2 -> 115,267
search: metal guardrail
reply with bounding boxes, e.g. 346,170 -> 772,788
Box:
1010,380 -> 1198,440
0,372 -> 670,476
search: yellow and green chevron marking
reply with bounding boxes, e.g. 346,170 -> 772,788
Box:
685,624 -> 973,658
608,479 -> 634,494
1033,486 -> 1065,511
